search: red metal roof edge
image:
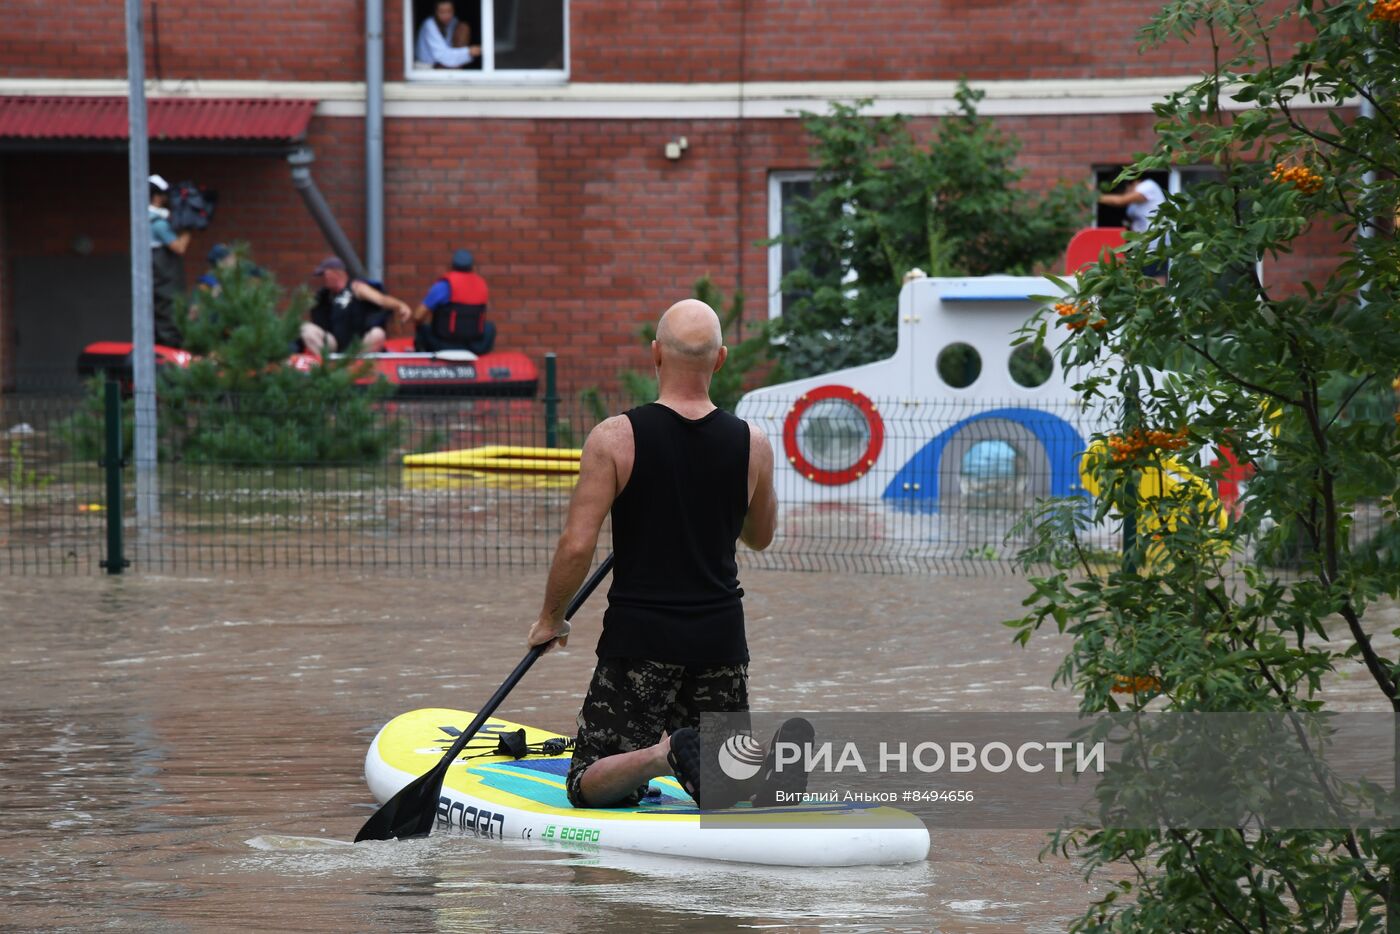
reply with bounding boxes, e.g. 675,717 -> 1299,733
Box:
0,96 -> 316,141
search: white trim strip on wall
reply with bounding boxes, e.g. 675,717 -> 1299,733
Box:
0,77 -> 1350,120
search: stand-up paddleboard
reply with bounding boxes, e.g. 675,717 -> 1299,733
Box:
365,708 -> 931,867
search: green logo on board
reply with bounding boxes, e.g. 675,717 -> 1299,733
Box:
541,823 -> 600,843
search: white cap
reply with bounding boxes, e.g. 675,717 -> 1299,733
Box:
148,174 -> 169,192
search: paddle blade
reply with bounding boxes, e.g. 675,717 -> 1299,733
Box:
354,555 -> 613,844
354,765 -> 448,842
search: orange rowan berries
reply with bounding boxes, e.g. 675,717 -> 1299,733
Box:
1104,427 -> 1189,462
1271,162 -> 1324,194
1110,674 -> 1162,695
1370,0 -> 1400,22
1054,300 -> 1106,332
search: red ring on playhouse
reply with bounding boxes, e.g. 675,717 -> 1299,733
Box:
782,385 -> 884,486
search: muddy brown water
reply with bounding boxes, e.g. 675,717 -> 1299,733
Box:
3,569 -> 1125,932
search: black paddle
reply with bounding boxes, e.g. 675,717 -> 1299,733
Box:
355,552 -> 615,842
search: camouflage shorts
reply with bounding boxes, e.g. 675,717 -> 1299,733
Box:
565,657 -> 748,808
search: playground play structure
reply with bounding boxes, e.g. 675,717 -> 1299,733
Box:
735,274 -> 1101,510
732,228 -> 1233,550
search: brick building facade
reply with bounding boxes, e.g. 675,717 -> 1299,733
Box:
0,0 -> 1334,392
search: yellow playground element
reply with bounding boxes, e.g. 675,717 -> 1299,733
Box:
400,467 -> 578,492
403,445 -> 582,475
1079,440 -> 1230,565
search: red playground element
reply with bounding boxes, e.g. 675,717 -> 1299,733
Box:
1211,445 -> 1257,518
77,339 -> 538,398
782,384 -> 885,486
1064,227 -> 1127,274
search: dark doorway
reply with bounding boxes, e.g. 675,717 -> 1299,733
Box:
12,255 -> 131,391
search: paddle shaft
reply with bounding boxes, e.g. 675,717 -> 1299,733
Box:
354,552 -> 614,842
430,550 -> 614,776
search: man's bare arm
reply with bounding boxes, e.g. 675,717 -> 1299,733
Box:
527,416 -> 628,650
353,280 -> 413,321
1098,189 -> 1147,207
740,424 -> 777,551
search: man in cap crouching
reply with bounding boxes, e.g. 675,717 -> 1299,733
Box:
301,256 -> 412,355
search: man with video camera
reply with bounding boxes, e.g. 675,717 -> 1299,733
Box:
147,174 -> 217,348
148,173 -> 193,348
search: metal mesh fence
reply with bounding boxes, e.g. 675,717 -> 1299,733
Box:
0,387 -> 1390,576
0,392 -> 108,573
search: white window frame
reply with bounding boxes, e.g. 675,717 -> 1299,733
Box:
404,0 -> 570,84
767,170 -> 816,320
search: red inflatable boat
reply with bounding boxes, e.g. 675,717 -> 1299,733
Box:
76,338 -> 538,398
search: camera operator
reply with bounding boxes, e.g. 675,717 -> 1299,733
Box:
148,174 -> 193,348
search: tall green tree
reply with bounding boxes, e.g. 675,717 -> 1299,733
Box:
1011,2 -> 1400,929
771,84 -> 1087,377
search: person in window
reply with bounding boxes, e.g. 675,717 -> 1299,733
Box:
1099,177 -> 1167,279
415,1 -> 480,70
412,249 -> 495,354
300,257 -> 412,355
149,174 -> 193,348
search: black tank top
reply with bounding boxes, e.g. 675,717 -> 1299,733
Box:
597,403 -> 751,666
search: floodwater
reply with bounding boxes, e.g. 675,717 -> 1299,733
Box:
4,568 -> 1115,932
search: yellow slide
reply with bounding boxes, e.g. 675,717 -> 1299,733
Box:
404,445 -> 582,474
1079,440 -> 1230,566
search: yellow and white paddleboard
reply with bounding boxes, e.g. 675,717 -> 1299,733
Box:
365,708 -> 930,867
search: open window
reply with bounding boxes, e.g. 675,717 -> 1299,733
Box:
406,0 -> 568,82
767,171 -> 816,320
766,170 -> 855,319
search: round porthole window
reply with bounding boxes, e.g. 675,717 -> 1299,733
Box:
1009,342 -> 1054,389
937,343 -> 981,389
782,385 -> 884,486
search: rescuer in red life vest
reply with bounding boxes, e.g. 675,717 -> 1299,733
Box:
412,248 -> 495,354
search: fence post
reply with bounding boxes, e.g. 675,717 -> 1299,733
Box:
1121,378 -> 1141,576
101,380 -> 128,575
543,352 -> 559,449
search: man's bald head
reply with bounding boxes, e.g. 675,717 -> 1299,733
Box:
655,299 -> 724,369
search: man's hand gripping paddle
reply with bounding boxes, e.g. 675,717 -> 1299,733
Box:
354,553 -> 614,842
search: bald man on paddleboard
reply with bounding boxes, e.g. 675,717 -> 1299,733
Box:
527,298 -> 778,808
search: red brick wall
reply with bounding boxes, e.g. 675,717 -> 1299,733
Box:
0,0 -> 1308,84
384,117 -> 740,389
0,134 -> 363,296
0,0 -> 364,81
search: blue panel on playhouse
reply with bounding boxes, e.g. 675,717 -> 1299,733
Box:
939,295 -> 1041,303
882,408 -> 1086,509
